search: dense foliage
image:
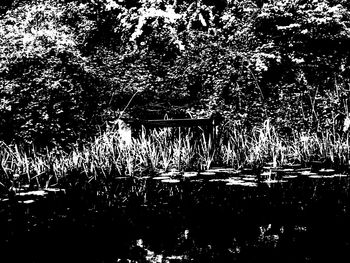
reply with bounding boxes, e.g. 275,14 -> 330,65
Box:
1,0 -> 350,146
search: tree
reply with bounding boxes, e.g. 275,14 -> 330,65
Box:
253,0 -> 350,131
0,0 -> 106,145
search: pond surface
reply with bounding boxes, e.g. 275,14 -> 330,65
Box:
1,174 -> 350,263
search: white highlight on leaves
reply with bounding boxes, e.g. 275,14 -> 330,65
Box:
300,135 -> 309,142
105,0 -> 119,11
130,5 -> 181,41
344,116 -> 350,133
276,23 -> 301,30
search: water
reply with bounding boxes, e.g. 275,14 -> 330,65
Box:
1,175 -> 350,263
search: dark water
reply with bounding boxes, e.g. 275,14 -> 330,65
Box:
1,175 -> 350,263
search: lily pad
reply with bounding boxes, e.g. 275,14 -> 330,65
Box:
309,175 -> 335,179
333,174 -> 348,178
161,179 -> 181,184
45,188 -> 65,193
200,172 -> 216,177
160,172 -> 178,177
153,176 -> 171,180
299,171 -> 317,176
242,177 -> 257,182
218,168 -> 241,174
226,181 -> 258,187
283,175 -> 298,179
262,180 -> 288,184
183,172 -> 197,178
17,190 -> 47,197
19,200 -> 35,204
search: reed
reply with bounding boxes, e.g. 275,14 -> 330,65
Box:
1,118 -> 350,194
219,118 -> 350,170
179,131 -> 197,171
197,132 -> 215,170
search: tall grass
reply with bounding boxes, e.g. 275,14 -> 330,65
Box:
1,119 -> 350,193
219,119 -> 350,169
